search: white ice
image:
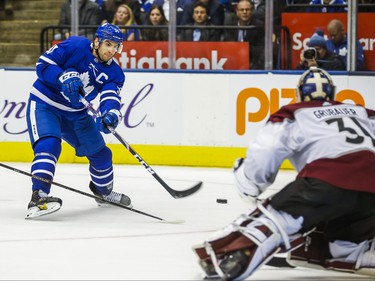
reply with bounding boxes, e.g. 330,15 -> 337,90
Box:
0,163 -> 372,280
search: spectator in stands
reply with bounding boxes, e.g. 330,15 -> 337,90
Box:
306,0 -> 347,13
179,2 -> 221,41
358,0 -> 375,12
251,0 -> 283,26
326,19 -> 365,70
181,0 -> 225,26
221,0 -> 235,13
296,32 -> 345,70
91,0 -> 104,8
139,0 -> 155,19
58,0 -> 101,40
90,0 -> 106,23
153,0 -> 190,25
0,0 -> 13,19
112,4 -> 141,40
142,5 -> 169,41
283,0 -> 311,12
223,0 -> 264,69
103,0 -> 143,25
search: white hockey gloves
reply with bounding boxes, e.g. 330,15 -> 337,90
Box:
58,68 -> 83,108
233,157 -> 261,202
95,109 -> 122,134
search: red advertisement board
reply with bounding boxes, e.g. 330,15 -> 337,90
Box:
282,13 -> 375,71
52,41 -> 249,70
114,42 -> 250,70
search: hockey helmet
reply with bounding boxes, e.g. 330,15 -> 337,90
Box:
297,67 -> 335,102
95,23 -> 123,53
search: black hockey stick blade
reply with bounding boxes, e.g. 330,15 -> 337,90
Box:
165,180 -> 203,199
0,162 -> 183,223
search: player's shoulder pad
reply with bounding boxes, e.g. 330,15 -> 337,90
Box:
268,100 -> 330,123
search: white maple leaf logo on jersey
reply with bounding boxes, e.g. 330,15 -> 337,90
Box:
339,47 -> 347,57
80,71 -> 94,95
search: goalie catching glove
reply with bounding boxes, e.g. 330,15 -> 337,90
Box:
57,68 -> 84,108
233,157 -> 263,202
95,109 -> 122,134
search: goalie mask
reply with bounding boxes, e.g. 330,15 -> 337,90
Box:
95,23 -> 123,53
297,67 -> 335,102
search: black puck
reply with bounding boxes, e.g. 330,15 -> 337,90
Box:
216,198 -> 228,204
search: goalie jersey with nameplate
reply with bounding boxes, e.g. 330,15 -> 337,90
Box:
30,36 -> 125,113
244,100 -> 375,193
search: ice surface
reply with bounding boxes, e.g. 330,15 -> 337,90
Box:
0,163 -> 372,280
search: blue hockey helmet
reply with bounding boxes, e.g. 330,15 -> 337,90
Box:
297,67 -> 335,102
95,23 -> 123,53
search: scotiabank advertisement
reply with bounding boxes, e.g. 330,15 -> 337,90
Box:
114,42 -> 250,70
282,13 -> 375,71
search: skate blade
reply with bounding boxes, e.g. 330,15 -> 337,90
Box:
25,202 -> 61,219
96,201 -> 133,209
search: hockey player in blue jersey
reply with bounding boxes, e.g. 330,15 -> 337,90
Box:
25,23 -> 132,219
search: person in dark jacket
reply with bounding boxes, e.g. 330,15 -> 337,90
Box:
180,0 -> 224,26
223,0 -> 264,69
179,2 -> 221,41
58,0 -> 102,40
326,19 -> 365,70
142,5 -> 169,41
296,32 -> 346,71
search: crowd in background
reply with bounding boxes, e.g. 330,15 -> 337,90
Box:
46,0 -> 375,70
53,0 -> 373,70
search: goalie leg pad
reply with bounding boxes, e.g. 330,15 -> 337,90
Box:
327,238 -> 375,276
288,229 -> 375,277
287,228 -> 331,269
193,202 -> 304,280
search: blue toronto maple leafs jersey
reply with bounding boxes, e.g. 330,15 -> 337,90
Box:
30,36 -> 125,114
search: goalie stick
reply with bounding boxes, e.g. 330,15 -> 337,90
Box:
0,162 -> 183,224
79,95 -> 202,199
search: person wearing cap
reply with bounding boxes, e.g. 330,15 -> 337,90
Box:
296,32 -> 345,70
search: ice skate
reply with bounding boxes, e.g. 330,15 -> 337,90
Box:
89,181 -> 132,208
25,190 -> 62,219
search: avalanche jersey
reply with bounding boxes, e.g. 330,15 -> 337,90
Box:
30,36 -> 125,113
243,100 -> 375,193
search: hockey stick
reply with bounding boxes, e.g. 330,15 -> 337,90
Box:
79,96 -> 202,199
0,162 -> 183,224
